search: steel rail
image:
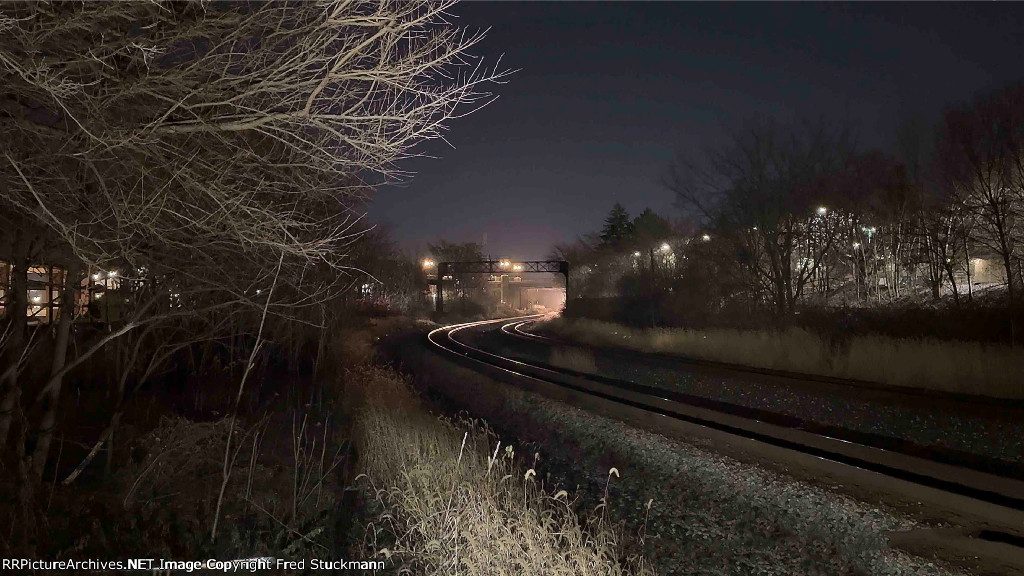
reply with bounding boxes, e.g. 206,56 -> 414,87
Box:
426,316 -> 1024,541
502,318 -> 1024,481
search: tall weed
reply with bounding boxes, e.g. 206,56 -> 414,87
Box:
351,367 -> 654,575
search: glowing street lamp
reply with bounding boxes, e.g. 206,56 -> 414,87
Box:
422,258 -> 435,269
660,243 -> 671,252
701,234 -> 711,242
817,206 -> 828,216
512,263 -> 523,272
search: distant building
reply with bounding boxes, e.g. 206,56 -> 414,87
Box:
0,261 -> 119,324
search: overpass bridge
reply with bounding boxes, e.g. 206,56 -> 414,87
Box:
426,259 -> 568,313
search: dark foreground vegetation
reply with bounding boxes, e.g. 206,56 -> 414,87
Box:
0,0 -> 510,564
0,2 -> 648,570
1,317 -> 361,561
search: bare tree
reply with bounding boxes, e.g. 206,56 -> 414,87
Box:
1,0 -> 504,296
1,0 -> 505,482
427,240 -> 485,309
938,82 -> 1024,302
667,120 -> 856,315
550,237 -> 598,299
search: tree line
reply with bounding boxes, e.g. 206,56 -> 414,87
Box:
556,81 -> 1024,318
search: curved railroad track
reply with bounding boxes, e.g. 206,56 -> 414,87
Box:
426,315 -> 1024,562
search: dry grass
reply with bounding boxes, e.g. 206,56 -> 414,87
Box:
549,347 -> 599,373
351,366 -> 655,575
544,318 -> 1024,399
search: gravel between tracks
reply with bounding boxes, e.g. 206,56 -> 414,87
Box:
473,328 -> 1024,467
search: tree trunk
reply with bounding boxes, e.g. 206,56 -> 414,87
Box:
1001,248 -> 1015,303
964,237 -> 973,301
107,334 -> 145,476
1018,259 -> 1024,301
105,410 -> 121,477
992,207 -> 1015,302
943,260 -> 961,308
13,397 -> 37,542
0,232 -> 30,449
31,264 -> 79,479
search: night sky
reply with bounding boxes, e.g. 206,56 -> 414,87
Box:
368,1 -> 1024,261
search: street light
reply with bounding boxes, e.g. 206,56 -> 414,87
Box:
701,234 -> 711,242
422,259 -> 434,269
660,242 -> 671,252
817,206 -> 828,216
512,264 -> 523,271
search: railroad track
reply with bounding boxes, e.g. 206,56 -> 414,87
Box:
502,317 -> 1024,481
427,315 -> 1024,565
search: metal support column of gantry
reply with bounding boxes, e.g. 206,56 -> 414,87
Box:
435,262 -> 447,314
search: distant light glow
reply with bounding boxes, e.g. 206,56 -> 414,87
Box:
32,296 -> 41,303
422,258 -> 435,268
108,271 -> 117,277
660,243 -> 671,252
701,234 -> 711,242
633,251 -> 641,257
92,273 -> 101,281
817,206 -> 828,215
852,242 -> 860,248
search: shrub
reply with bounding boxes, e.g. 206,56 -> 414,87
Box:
351,367 -> 655,575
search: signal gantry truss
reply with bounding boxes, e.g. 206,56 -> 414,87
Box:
437,260 -> 568,276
